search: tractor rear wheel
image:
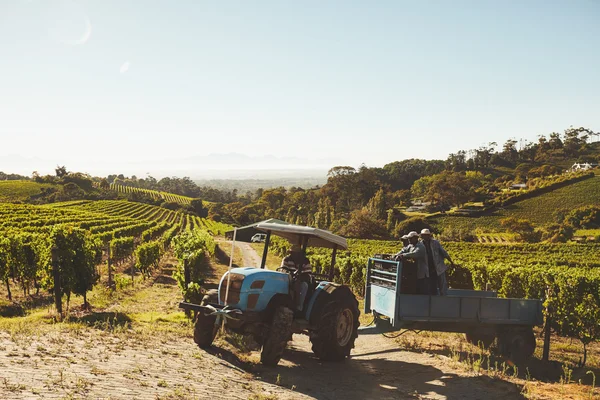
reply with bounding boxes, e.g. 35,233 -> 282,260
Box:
260,306 -> 293,366
310,288 -> 359,361
193,290 -> 219,348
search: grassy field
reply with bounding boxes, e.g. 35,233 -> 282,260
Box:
0,180 -> 50,202
431,176 -> 600,232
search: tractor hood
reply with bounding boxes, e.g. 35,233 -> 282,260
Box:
221,267 -> 290,282
218,268 -> 291,308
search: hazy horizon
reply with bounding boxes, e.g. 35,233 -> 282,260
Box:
0,152 -> 337,179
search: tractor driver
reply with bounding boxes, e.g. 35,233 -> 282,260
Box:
280,244 -> 312,317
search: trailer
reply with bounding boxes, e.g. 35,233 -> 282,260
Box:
360,256 -> 543,360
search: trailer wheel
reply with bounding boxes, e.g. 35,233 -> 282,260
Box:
465,331 -> 495,348
310,288 -> 359,361
499,327 -> 536,360
260,306 -> 293,366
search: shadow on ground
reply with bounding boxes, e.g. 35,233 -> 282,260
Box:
0,294 -> 54,317
425,345 -> 599,386
73,311 -> 133,331
205,339 -> 525,400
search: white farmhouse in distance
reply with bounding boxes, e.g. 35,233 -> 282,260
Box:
570,163 -> 596,171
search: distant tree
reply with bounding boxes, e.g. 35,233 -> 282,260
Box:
327,166 -> 356,178
55,165 -> 68,178
446,151 -> 467,172
548,132 -> 563,150
393,217 -> 431,238
500,217 -> 541,243
411,172 -> 480,210
563,126 -> 595,157
501,139 -> 519,165
365,189 -> 388,221
338,209 -> 388,239
190,199 -> 208,218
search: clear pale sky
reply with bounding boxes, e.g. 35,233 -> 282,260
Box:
1,0 -> 599,176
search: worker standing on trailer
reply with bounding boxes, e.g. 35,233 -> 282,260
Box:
396,231 -> 429,294
393,234 -> 411,257
420,229 -> 454,296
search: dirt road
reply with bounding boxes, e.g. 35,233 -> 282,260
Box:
226,240 -> 263,268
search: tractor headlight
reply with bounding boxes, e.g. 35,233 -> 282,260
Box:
220,273 -> 244,304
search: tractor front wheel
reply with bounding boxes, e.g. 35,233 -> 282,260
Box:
193,290 -> 219,348
193,311 -> 217,348
310,289 -> 359,361
260,306 -> 293,366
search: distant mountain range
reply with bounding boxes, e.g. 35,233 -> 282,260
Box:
0,153 -> 344,180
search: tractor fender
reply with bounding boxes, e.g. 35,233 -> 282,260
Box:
305,282 -> 353,324
264,293 -> 295,321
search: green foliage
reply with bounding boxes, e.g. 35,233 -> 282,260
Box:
190,199 -> 208,218
0,200 -> 200,302
47,225 -> 101,305
109,237 -> 135,264
412,171 -> 482,210
338,209 -> 388,239
500,217 -> 542,243
172,230 -> 215,299
563,205 -> 600,229
393,217 -> 431,238
134,241 -> 161,278
0,180 -> 51,202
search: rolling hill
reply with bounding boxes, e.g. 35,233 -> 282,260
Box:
0,180 -> 51,202
430,176 -> 600,233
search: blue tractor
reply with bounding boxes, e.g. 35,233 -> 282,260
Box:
179,222 -> 360,366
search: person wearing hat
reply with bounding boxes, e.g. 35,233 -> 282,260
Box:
280,243 -> 312,316
393,234 -> 411,258
396,231 -> 430,294
419,228 -> 454,296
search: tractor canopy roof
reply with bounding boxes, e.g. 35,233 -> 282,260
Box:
255,222 -> 348,250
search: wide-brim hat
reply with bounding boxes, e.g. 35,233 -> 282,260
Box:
407,231 -> 419,238
401,234 -> 409,240
420,228 -> 432,236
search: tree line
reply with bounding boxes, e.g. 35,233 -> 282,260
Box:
209,126 -> 598,239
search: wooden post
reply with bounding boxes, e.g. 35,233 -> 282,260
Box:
107,245 -> 113,289
260,231 -> 271,269
51,246 -> 62,319
184,259 -> 191,288
542,309 -> 552,362
329,245 -> 338,281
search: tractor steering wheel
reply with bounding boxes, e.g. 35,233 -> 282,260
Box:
277,266 -> 298,276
